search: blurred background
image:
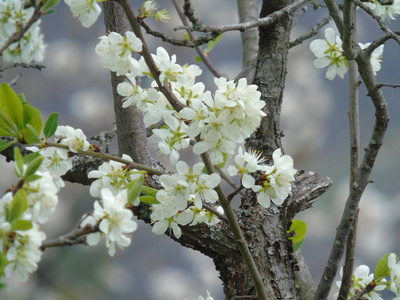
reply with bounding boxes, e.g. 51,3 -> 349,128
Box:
1,0 -> 400,299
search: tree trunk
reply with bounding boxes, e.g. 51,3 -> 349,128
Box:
102,1 -> 309,299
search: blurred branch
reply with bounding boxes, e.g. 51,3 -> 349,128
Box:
138,19 -> 218,47
237,0 -> 259,69
172,0 -> 221,77
40,221 -> 97,251
289,15 -> 331,48
175,0 -> 312,34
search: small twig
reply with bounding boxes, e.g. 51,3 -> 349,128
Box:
138,19 -> 218,47
199,148 -> 268,300
0,63 -> 45,72
351,279 -> 377,300
172,0 -> 222,77
40,221 -> 98,251
338,210 -> 359,299
175,0 -> 312,34
214,165 -> 245,197
45,141 -> 167,176
201,203 -> 228,223
8,73 -> 22,86
289,15 -> 331,48
353,0 -> 400,45
232,296 -> 257,300
90,126 -> 116,153
227,184 -> 245,202
376,83 -> 400,89
0,2 -> 44,56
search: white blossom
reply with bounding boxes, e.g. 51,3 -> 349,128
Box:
83,189 -> 138,257
333,265 -> 386,300
55,125 -> 90,153
364,0 -> 400,21
64,0 -> 101,28
359,43 -> 384,76
88,154 -> 141,202
310,28 -> 348,80
95,31 -> 143,76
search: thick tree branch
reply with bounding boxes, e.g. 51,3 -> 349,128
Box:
314,27 -> 390,300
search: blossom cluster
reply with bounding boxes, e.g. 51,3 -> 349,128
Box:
229,148 -> 297,208
0,174 -> 54,281
151,161 -> 223,238
310,28 -> 384,80
0,0 -> 45,63
81,189 -> 138,257
333,253 -> 400,300
364,0 -> 400,21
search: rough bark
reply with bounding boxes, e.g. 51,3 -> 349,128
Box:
103,2 -> 152,166
246,0 -> 293,156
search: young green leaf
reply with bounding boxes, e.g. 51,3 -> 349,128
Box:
0,139 -> 17,152
375,253 -> 391,279
0,109 -> 18,136
128,176 -> 144,204
42,0 -> 60,12
139,196 -> 160,205
22,103 -> 43,135
9,190 -> 28,222
11,219 -> 33,231
23,124 -> 42,144
288,219 -> 307,252
24,155 -> 44,178
43,113 -> 59,140
23,151 -> 41,164
0,83 -> 24,130
195,55 -> 203,62
14,147 -> 24,177
23,174 -> 42,184
206,34 -> 223,53
141,186 -> 158,198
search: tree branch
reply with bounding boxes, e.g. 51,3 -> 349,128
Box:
175,0 -> 312,34
171,0 -> 222,77
289,15 -> 331,48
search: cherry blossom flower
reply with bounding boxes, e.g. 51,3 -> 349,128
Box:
64,0 -> 101,28
55,125 -> 90,153
82,189 -> 138,257
310,28 -> 348,80
364,0 -> 400,21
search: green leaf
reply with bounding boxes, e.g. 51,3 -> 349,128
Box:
0,139 -> 17,151
43,113 -> 59,140
23,124 -> 42,144
24,156 -> 44,178
17,93 -> 26,103
139,196 -> 160,205
141,186 -> 158,198
9,190 -> 28,222
216,152 -> 228,168
42,0 -> 60,12
206,34 -> 223,53
11,219 -> 33,231
23,174 -> 42,184
23,151 -> 41,164
195,55 -> 203,62
184,32 -> 191,41
14,147 -> 24,177
375,253 -> 391,279
288,219 -> 307,252
0,83 -> 24,129
22,103 -> 43,135
0,109 -> 18,136
128,176 -> 144,204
